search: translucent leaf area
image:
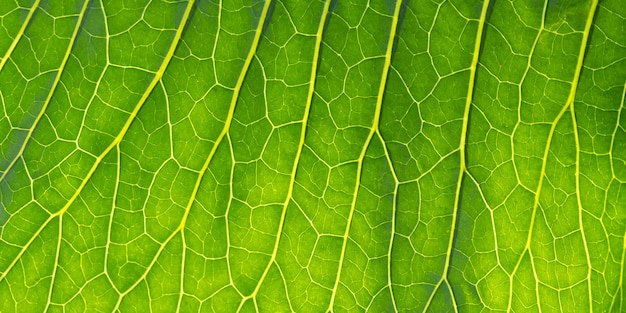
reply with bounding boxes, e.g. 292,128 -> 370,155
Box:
0,0 -> 624,312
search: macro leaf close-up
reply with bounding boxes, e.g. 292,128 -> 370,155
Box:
0,0 -> 625,312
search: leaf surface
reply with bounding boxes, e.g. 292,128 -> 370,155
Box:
0,0 -> 624,312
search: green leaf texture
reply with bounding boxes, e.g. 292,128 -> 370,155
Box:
0,0 -> 624,312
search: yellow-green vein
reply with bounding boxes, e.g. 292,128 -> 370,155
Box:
423,0 -> 491,311
240,0 -> 332,307
327,0 -> 404,310
377,131 -> 400,312
508,0 -> 599,309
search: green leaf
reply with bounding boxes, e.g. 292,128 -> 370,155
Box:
0,0 -> 624,312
